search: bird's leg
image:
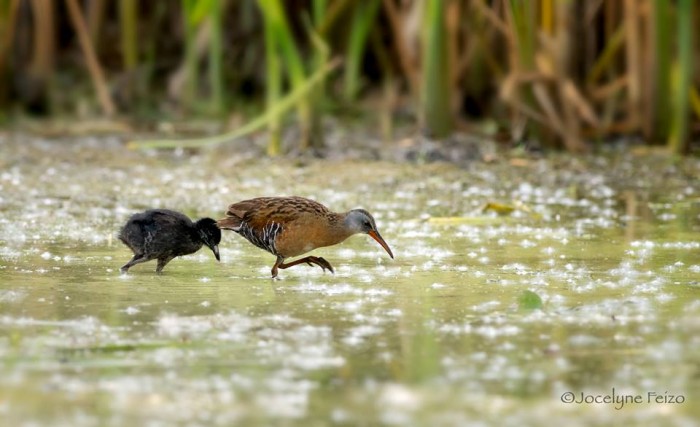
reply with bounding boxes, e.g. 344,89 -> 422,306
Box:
277,256 -> 335,274
271,256 -> 284,278
120,254 -> 148,274
156,256 -> 175,274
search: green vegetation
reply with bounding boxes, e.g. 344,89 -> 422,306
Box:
668,0 -> 693,154
518,290 -> 543,311
0,1 -> 697,154
421,0 -> 451,137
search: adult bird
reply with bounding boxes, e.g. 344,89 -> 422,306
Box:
217,196 -> 394,277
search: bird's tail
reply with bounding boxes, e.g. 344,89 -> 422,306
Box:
216,216 -> 242,231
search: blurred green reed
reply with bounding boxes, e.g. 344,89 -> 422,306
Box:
208,0 -> 224,114
668,0 -> 692,154
181,0 -> 199,108
180,0 -> 226,113
343,0 -> 380,101
507,0 -> 535,70
258,0 -> 316,152
128,59 -> 340,150
119,0 -> 137,72
262,0 -> 282,156
421,0 -> 451,137
3,1 -> 698,155
651,0 -> 670,142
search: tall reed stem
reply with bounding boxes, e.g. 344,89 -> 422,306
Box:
668,0 -> 692,154
208,0 -> 223,114
421,0 -> 452,137
651,0 -> 670,142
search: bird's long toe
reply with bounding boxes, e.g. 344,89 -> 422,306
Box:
315,257 -> 334,274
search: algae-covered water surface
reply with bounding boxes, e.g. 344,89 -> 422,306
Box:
1,134 -> 699,426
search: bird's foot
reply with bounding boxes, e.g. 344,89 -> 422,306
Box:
309,256 -> 334,274
274,256 -> 335,276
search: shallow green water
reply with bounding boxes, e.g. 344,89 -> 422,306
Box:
1,134 -> 700,426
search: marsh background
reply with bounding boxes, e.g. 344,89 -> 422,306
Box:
1,1 -> 700,426
1,0 -> 699,154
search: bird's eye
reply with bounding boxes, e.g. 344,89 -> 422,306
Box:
363,220 -> 371,228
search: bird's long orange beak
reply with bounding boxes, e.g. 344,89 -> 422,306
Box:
368,230 -> 394,259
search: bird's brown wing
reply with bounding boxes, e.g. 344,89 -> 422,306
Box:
217,196 -> 331,231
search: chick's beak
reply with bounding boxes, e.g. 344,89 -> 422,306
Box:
211,245 -> 220,261
368,230 -> 394,259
